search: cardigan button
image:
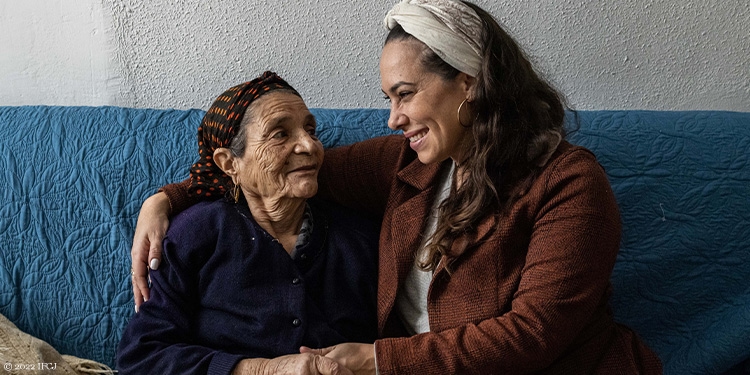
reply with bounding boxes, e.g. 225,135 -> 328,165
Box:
292,318 -> 302,327
292,277 -> 301,285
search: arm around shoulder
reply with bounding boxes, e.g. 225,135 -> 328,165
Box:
130,191 -> 172,308
131,179 -> 200,308
317,135 -> 405,217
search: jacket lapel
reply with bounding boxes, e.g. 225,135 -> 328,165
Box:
377,157 -> 444,333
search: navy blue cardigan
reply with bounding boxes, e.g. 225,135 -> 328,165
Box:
117,198 -> 378,374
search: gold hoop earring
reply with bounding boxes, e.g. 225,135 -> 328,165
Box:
232,183 -> 241,203
457,99 -> 472,128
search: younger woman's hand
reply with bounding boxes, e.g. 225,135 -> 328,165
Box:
301,343 -> 375,375
131,192 -> 170,311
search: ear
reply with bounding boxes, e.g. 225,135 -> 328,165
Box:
213,148 -> 236,177
458,73 -> 478,100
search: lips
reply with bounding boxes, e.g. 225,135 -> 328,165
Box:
404,129 -> 428,151
288,164 -> 318,173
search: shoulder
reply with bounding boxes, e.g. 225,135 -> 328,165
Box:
541,141 -> 609,187
166,199 -> 240,251
169,200 -> 229,232
525,141 -> 619,218
548,141 -> 599,168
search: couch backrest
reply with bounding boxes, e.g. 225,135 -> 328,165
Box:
566,111 -> 750,375
0,106 -> 748,373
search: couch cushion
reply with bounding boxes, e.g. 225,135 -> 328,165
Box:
0,106 -> 202,368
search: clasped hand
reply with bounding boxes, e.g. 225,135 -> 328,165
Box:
230,344 -> 374,375
301,343 -> 376,375
232,353 -> 348,375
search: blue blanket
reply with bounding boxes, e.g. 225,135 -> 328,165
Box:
0,106 -> 748,374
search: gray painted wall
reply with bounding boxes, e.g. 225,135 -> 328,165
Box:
1,0 -> 748,111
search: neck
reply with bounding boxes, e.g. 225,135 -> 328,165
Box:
244,195 -> 307,253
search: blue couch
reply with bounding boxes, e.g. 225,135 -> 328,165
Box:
0,106 -> 748,374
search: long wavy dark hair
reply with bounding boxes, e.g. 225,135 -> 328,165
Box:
386,2 -> 569,271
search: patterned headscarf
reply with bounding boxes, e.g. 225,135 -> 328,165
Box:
188,71 -> 300,198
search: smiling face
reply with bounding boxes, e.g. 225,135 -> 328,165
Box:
380,39 -> 475,165
230,91 -> 323,202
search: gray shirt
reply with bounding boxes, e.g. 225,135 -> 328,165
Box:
395,161 -> 455,335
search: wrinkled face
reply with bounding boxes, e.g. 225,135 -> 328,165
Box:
233,91 -> 323,201
380,39 -> 473,165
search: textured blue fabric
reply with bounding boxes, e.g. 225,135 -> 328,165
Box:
0,106 -> 748,374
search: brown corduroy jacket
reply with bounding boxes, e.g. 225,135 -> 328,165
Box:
316,135 -> 662,375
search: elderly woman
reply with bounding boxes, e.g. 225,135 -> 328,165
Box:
131,1 -> 663,374
116,72 -> 377,375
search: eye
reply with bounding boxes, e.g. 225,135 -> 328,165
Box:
306,127 -> 317,138
397,91 -> 412,99
271,130 -> 288,139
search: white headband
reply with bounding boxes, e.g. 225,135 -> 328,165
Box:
384,0 -> 483,77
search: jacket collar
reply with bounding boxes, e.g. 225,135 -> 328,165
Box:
396,154 -> 444,190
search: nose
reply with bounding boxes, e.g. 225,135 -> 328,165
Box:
387,106 -> 408,131
294,130 -> 320,155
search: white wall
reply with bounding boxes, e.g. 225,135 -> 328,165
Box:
0,1 -> 116,106
1,0 -> 748,111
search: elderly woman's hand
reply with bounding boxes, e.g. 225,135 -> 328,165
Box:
232,354 -> 353,375
130,192 -> 170,311
301,344 -> 375,375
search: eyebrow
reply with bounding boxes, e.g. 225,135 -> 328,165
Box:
264,113 -> 316,129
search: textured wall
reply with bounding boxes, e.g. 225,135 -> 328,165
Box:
101,0 -> 388,109
0,0 -> 116,105
1,0 -> 748,110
